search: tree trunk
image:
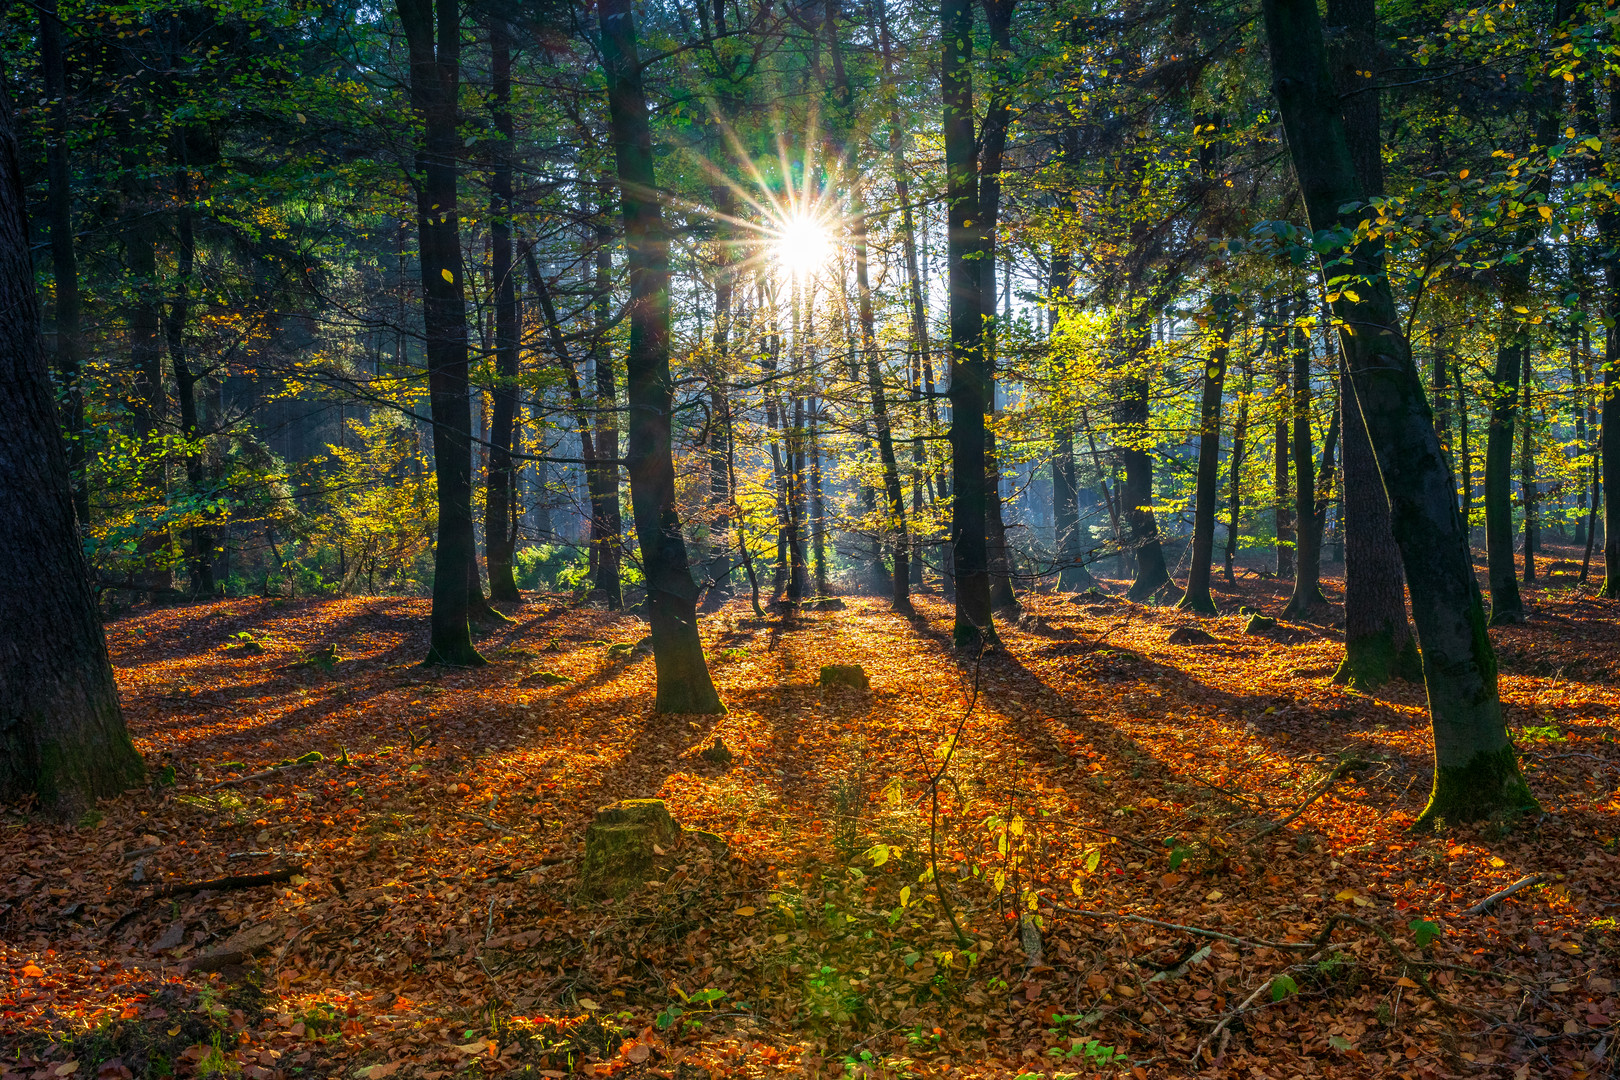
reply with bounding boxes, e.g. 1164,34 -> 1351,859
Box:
1120,319 -> 1171,601
1284,317 -> 1325,616
40,0 -> 87,526
1180,301 -> 1232,614
1324,0 -> 1414,684
599,0 -> 722,712
1484,329 -> 1526,623
1263,0 -> 1533,827
854,198 -> 911,611
484,17 -> 521,604
1225,344 -> 1251,583
1520,346 -> 1537,585
1272,312 -> 1294,580
0,90 -> 144,810
944,0 -> 994,647
591,194 -> 624,608
398,0 -> 483,666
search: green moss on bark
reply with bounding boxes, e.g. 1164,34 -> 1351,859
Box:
1413,742 -> 1538,831
1333,628 -> 1418,691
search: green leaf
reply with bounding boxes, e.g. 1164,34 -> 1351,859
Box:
1271,974 -> 1299,1001
1409,919 -> 1442,948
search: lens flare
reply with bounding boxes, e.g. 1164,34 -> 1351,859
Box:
772,213 -> 835,280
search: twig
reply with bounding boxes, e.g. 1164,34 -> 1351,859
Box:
1190,975 -> 1276,1069
1250,759 -> 1355,842
1463,873 -> 1548,916
458,812 -> 517,835
147,865 -> 303,898
211,761 -> 318,789
1050,903 -> 1321,952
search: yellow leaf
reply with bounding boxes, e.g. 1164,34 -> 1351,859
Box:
1489,856 -> 1506,868
1335,889 -> 1358,901
577,998 -> 600,1011
441,268 -> 454,283
1394,976 -> 1420,989
1459,169 -> 1469,179
899,886 -> 911,908
733,906 -> 756,916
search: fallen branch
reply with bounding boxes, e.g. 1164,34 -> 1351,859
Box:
147,866 -> 303,898
212,761 -> 318,789
1051,903 -> 1320,952
457,811 -> 517,835
1250,759 -> 1356,842
1463,873 -> 1548,916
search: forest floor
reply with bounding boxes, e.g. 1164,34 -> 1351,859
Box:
4,552 -> 1620,1080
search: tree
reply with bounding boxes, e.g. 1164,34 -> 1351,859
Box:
1180,299 -> 1232,614
398,0 -> 484,666
598,0 -> 723,713
484,15 -> 521,604
0,85 -> 144,810
1261,0 -> 1535,826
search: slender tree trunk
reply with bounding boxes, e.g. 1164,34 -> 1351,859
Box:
1120,318 -> 1171,600
1180,301 -> 1232,614
1484,327 -> 1526,622
484,18 -> 521,603
399,0 -> 483,665
1263,0 -> 1533,826
1457,360 -> 1473,542
599,0 -> 722,711
591,193 -> 623,608
1272,311 -> 1294,579
1224,344 -> 1251,584
1284,317 -> 1325,615
944,0 -> 994,646
700,188 -> 737,610
1520,346 -> 1537,585
40,0 -> 86,526
1574,336 -> 1589,546
0,89 -> 144,810
854,197 -> 911,610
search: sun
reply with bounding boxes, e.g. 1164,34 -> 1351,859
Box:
772,212 -> 835,280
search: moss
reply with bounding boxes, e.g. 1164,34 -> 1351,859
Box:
1413,742 -> 1538,831
1333,627 -> 1413,691
819,664 -> 870,690
1176,590 -> 1217,616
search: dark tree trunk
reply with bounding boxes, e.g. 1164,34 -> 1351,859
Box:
1603,74 -> 1620,598
1120,320 -> 1170,600
855,199 -> 911,611
944,0 -> 994,646
1457,360 -> 1474,542
599,0 -> 722,712
484,18 -> 521,604
1284,318 -> 1325,616
1484,330 -> 1526,623
700,187 -> 737,610
591,196 -> 623,608
398,0 -> 484,665
1263,0 -> 1533,826
40,0 -> 86,526
1324,0 -> 1414,684
1520,347 -> 1537,585
1271,313 -> 1293,580
1225,344 -> 1251,584
1180,300 -> 1232,614
0,91 -> 144,810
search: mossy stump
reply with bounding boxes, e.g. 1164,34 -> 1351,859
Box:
819,664 -> 870,690
581,799 -> 679,899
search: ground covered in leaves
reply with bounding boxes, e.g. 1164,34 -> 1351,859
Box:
4,559 -> 1619,1079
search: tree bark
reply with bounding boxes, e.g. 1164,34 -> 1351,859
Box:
398,0 -> 484,665
1284,317 -> 1326,615
599,0 -> 722,712
1225,341 -> 1251,583
1180,301 -> 1233,614
484,17 -> 521,604
1120,318 -> 1171,601
854,196 -> 911,611
1520,346 -> 1537,585
0,89 -> 144,810
165,154 -> 214,598
1271,310 -> 1294,580
1263,0 -> 1533,826
944,0 -> 994,646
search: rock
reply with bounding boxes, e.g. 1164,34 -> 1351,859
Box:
699,738 -> 735,767
819,664 -> 870,690
1168,626 -> 1217,645
804,596 -> 846,611
606,642 -> 637,659
534,671 -> 572,686
581,799 -> 680,899
1245,614 -> 1278,635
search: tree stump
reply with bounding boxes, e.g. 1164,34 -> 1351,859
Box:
580,799 -> 680,899
819,664 -> 870,690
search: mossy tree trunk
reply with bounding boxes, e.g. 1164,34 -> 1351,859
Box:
1262,0 -> 1534,827
599,0 -> 722,712
0,91 -> 145,811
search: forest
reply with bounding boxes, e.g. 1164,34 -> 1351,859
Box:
4,0 -> 1620,1073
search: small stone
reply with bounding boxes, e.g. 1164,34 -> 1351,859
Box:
819,664 -> 870,690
